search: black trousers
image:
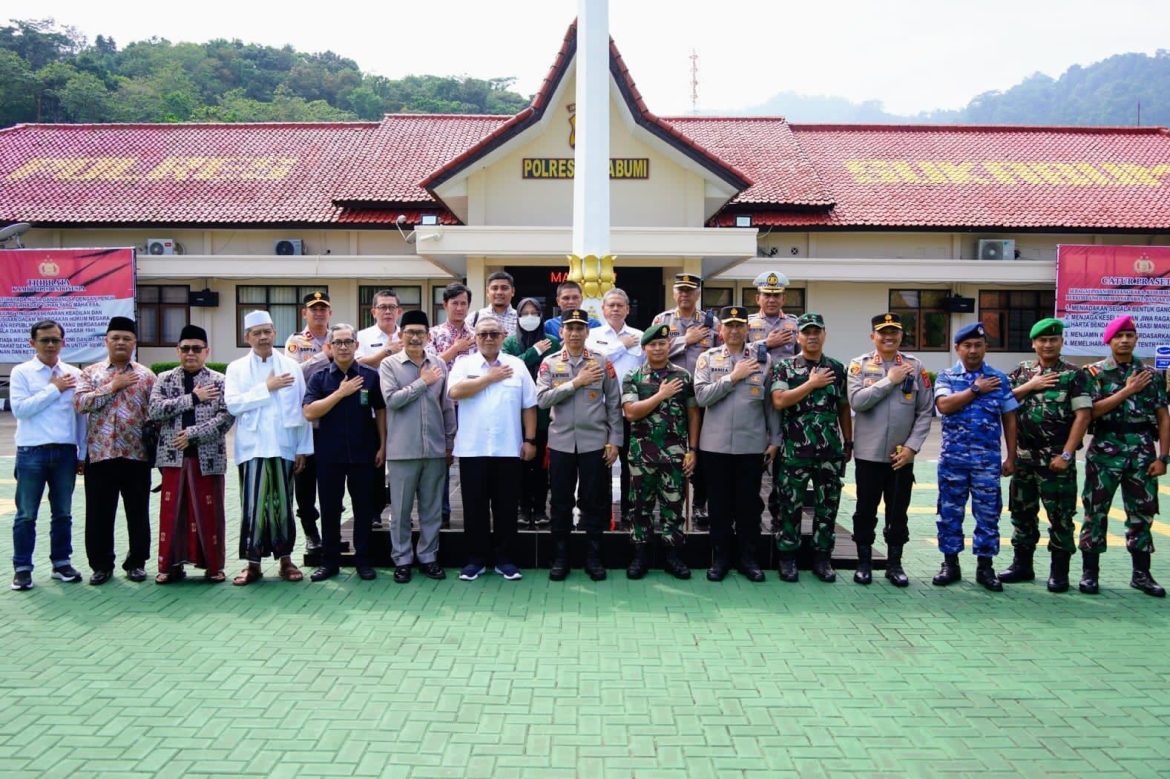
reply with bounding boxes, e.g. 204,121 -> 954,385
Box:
549,448 -> 609,536
851,458 -> 915,548
519,426 -> 549,514
460,457 -> 520,566
372,462 -> 388,516
317,461 -> 374,567
294,454 -> 319,522
703,451 -> 764,558
618,419 -> 632,517
85,457 -> 152,572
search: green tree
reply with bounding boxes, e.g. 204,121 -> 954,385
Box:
0,50 -> 36,125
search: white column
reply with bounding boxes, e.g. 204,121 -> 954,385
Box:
572,0 -> 610,261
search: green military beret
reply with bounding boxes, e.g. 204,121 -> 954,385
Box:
641,324 -> 671,347
1029,317 -> 1064,339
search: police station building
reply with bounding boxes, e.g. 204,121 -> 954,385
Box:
2,22 -> 1169,372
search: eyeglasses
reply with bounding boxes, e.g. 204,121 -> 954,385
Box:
35,337 -> 62,345
374,304 -> 400,312
331,339 -> 357,347
476,331 -> 504,339
178,345 -> 206,353
402,329 -> 428,338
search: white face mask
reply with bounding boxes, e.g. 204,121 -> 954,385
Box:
518,315 -> 542,332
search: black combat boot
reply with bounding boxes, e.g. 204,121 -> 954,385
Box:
885,544 -> 909,587
1078,551 -> 1099,594
1047,550 -> 1071,593
548,535 -> 570,582
975,556 -> 1003,591
812,551 -> 836,583
663,544 -> 691,580
706,545 -> 730,582
301,517 -> 322,552
998,547 -> 1035,583
626,543 -> 649,580
584,536 -> 607,581
932,553 -> 961,586
777,553 -> 799,583
853,546 -> 873,585
736,546 -> 766,583
1130,551 -> 1166,597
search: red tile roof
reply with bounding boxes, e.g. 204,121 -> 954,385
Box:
0,122 -> 383,226
2,103 -> 1170,232
706,123 -> 1170,230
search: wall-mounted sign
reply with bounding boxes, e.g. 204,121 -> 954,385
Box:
522,158 -> 649,180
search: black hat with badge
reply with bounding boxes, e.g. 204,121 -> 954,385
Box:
562,308 -> 590,326
303,291 -> 331,307
673,273 -> 702,289
720,306 -> 748,324
871,313 -> 903,331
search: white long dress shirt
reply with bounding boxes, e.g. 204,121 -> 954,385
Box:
355,323 -> 401,360
586,322 -> 645,382
10,357 -> 87,456
225,350 -> 313,463
447,352 -> 536,458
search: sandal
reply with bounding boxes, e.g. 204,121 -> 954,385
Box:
279,563 -> 304,582
155,568 -> 187,585
206,570 -> 226,583
232,566 -> 263,586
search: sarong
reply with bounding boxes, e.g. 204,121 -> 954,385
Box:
238,457 -> 296,561
158,458 -> 226,572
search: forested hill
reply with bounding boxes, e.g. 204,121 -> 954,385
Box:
738,50 -> 1170,127
0,18 -> 530,126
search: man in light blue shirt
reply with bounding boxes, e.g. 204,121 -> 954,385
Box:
9,319 -> 86,590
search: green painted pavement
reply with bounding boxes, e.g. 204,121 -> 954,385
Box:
2,457 -> 1170,777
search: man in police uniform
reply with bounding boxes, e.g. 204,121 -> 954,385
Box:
621,324 -> 700,579
537,309 -> 623,582
933,322 -> 1019,591
284,291 -> 332,364
847,313 -> 933,586
1001,318 -> 1092,592
770,313 -> 851,583
283,290 -> 332,551
694,306 -> 781,582
748,270 -> 800,531
1079,314 -> 1170,597
650,273 -> 717,526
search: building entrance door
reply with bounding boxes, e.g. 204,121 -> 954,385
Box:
508,265 -> 664,330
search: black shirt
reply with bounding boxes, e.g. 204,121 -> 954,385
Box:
303,361 -> 385,464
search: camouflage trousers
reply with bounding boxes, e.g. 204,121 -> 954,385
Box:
1080,456 -> 1158,554
936,462 -> 1002,557
773,459 -> 841,553
627,461 -> 685,546
1007,460 -> 1077,553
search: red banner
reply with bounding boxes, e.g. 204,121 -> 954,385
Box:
0,248 -> 136,363
1056,245 -> 1170,357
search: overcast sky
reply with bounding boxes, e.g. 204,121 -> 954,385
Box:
20,0 -> 1170,116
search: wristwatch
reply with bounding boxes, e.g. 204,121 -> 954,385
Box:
523,437 -> 536,445
1060,451 -> 1074,462
969,384 -> 982,396
1159,454 -> 1170,465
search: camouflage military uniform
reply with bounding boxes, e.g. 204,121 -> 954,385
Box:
934,362 -> 1020,556
1007,359 -> 1091,554
770,354 -> 849,553
1080,358 -> 1168,554
621,362 -> 695,545
749,311 -> 799,523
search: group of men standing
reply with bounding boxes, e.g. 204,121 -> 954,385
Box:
8,271 -> 1170,597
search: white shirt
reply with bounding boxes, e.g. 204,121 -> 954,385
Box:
10,357 -> 86,455
448,352 -> 537,458
225,350 -> 313,462
587,321 -> 645,381
355,323 -> 401,359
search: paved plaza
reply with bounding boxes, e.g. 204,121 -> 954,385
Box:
2,415 -> 1170,777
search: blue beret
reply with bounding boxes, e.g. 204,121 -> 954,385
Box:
953,322 -> 987,345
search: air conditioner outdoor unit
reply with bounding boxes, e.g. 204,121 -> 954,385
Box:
146,238 -> 175,255
978,239 -> 1016,261
274,239 -> 303,256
